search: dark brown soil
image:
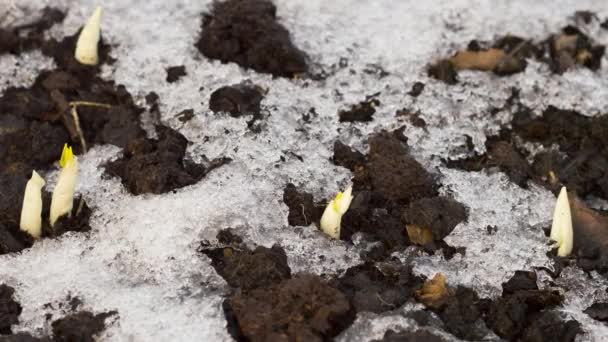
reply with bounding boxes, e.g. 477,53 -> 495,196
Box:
104,125 -> 231,195
338,96 -> 380,123
209,82 -> 265,118
447,105 -> 608,201
165,65 -> 187,83
0,284 -> 22,334
585,302 -> 608,322
200,241 -> 291,291
283,129 -> 466,260
372,329 -> 448,342
228,274 -> 352,342
330,262 -> 423,314
408,82 -> 425,97
569,195 -> 608,276
0,7 -> 65,55
402,197 -> 467,241
283,183 -> 324,227
51,311 -> 117,342
196,0 -> 308,78
429,21 -> 605,84
0,333 -> 50,341
0,196 -> 91,256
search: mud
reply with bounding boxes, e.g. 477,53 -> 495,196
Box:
104,125 -> 231,195
196,0 -> 308,78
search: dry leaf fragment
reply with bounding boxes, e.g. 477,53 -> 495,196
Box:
450,48 -> 505,71
406,224 -> 433,245
416,273 -> 448,309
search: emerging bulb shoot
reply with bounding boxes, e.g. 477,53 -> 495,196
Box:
74,6 -> 103,65
20,171 -> 46,239
50,144 -> 79,226
320,186 -> 353,239
550,186 -> 573,257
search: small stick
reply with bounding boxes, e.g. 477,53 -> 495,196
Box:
67,101 -> 111,216
300,204 -> 308,225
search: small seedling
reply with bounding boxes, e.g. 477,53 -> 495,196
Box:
320,186 -> 353,239
550,186 -> 573,257
19,171 -> 46,239
50,144 -> 79,226
75,6 -> 103,65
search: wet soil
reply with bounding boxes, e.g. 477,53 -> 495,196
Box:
0,285 -> 22,335
329,262 -> 423,314
413,270 -> 580,341
0,7 -> 65,55
51,311 -> 117,342
447,104 -> 608,201
0,282 -> 114,341
284,129 -> 467,260
196,0 -> 308,78
104,125 -> 231,195
165,65 -> 187,83
200,231 -> 354,341
338,96 -> 380,123
429,21 -> 605,84
209,81 -> 265,124
372,329 -> 448,342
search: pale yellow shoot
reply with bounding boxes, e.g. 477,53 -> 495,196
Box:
20,170 -> 46,239
550,186 -> 573,257
50,144 -> 79,226
75,6 -> 103,65
320,186 -> 354,239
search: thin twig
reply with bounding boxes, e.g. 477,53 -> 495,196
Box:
67,101 -> 112,216
300,204 -> 308,225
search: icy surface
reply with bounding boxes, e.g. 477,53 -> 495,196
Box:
2,0 -> 608,340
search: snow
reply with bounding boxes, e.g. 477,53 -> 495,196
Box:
2,0 -> 608,340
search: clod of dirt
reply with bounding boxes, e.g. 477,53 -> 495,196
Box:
434,286 -> 489,340
209,82 -> 265,118
332,141 -> 366,172
402,197 -> 467,241
415,273 -> 448,309
0,284 -> 22,334
51,311 -> 117,342
330,262 -> 423,314
104,125 -> 230,195
514,107 -> 608,198
201,243 -> 291,291
0,191 -> 91,255
283,183 -> 324,227
502,270 -> 538,294
569,195 -> 608,275
165,65 -> 187,83
427,60 -> 457,84
520,311 -> 581,342
196,0 -> 308,78
227,274 -> 352,342
367,131 -> 437,203
0,333 -> 50,341
408,82 -> 425,97
485,271 -> 565,340
0,7 -> 65,55
546,26 -> 605,73
584,302 -> 608,322
372,329 -> 448,342
338,97 -> 380,123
